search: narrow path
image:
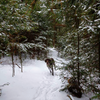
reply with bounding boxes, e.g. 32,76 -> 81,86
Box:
31,47 -> 70,100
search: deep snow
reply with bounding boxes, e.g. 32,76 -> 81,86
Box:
0,48 -> 89,100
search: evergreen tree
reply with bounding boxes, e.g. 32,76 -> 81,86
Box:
56,0 -> 100,99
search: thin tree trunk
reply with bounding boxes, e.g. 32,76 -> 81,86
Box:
99,30 -> 100,78
77,33 -> 80,86
20,54 -> 23,72
11,52 -> 15,77
19,52 -> 23,72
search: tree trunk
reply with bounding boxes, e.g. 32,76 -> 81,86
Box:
77,33 -> 80,86
99,30 -> 100,78
19,53 -> 23,72
11,52 -> 15,77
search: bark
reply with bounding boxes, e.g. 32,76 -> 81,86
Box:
11,52 -> 15,77
99,30 -> 100,77
77,33 -> 80,86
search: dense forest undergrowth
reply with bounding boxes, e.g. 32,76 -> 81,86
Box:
0,0 -> 100,99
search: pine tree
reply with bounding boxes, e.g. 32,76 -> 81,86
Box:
55,0 -> 100,99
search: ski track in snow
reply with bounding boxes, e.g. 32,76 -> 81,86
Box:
32,48 -> 69,100
33,75 -> 56,100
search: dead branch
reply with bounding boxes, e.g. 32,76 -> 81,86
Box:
0,82 -> 10,87
15,64 -> 21,68
67,95 -> 73,100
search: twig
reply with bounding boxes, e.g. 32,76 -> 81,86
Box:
15,64 -> 21,68
0,89 -> 2,96
67,95 -> 73,100
0,82 -> 10,87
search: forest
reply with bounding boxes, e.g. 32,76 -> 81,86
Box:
0,0 -> 100,99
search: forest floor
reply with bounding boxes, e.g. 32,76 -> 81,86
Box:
0,48 -> 89,100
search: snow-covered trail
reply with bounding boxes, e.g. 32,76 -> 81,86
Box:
0,48 -> 70,100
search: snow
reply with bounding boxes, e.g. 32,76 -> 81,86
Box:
98,11 -> 100,15
0,48 -> 89,100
